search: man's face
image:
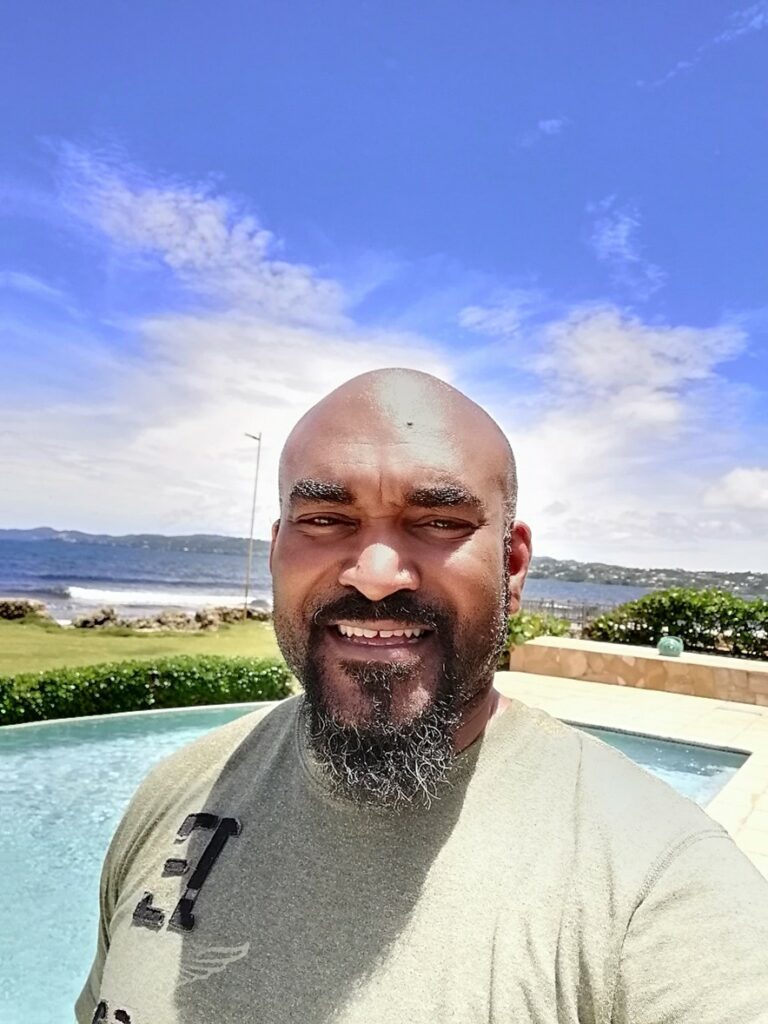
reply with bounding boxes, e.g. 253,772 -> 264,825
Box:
270,405 -> 529,803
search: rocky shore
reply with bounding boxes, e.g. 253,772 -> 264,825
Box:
0,597 -> 271,632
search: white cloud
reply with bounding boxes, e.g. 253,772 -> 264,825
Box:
458,289 -> 542,338
532,305 -> 742,394
517,117 -> 570,148
588,196 -> 665,300
705,467 -> 768,510
0,150 -> 451,539
461,301 -> 763,570
642,2 -> 768,87
58,145 -> 345,327
1,147 -> 765,573
0,271 -> 68,305
715,1 -> 768,43
0,312 -> 451,538
537,118 -> 568,136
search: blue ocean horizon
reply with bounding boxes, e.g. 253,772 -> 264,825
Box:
0,538 -> 650,622
0,538 -> 273,620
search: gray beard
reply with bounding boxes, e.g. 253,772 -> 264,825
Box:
277,574 -> 511,810
301,660 -> 461,810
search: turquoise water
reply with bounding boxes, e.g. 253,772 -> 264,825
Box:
574,724 -> 747,805
0,705 -> 748,1024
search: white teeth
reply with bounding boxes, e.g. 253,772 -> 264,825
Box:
335,623 -> 426,640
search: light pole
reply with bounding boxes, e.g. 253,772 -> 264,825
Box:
243,431 -> 262,616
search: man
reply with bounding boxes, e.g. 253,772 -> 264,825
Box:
77,369 -> 768,1024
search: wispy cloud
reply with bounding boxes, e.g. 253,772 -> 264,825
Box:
0,270 -> 69,306
57,144 -> 345,328
516,117 -> 570,149
587,196 -> 665,300
1,145 -> 765,570
458,289 -> 543,338
641,1 -> 768,88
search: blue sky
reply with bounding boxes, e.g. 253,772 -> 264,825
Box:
1,1 -> 767,571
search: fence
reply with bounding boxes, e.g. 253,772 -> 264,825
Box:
521,598 -> 616,631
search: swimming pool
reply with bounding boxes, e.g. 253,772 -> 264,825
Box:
0,703 -> 749,1024
573,723 -> 747,805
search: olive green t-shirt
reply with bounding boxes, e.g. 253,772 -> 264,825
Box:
76,696 -> 768,1024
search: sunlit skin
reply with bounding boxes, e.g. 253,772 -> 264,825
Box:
270,369 -> 532,754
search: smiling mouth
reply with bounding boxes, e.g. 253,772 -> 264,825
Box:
329,621 -> 433,646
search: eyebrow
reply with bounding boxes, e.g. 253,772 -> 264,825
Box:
287,478 -> 486,514
405,484 -> 486,513
288,479 -> 354,506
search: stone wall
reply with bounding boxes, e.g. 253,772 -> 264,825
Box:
509,636 -> 768,706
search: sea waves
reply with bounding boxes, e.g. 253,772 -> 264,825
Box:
66,586 -> 271,609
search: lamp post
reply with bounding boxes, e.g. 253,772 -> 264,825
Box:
243,431 -> 262,615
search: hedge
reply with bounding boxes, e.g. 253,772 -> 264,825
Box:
498,610 -> 571,667
585,588 -> 768,660
0,654 -> 293,726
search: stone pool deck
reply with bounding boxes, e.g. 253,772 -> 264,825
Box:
496,670 -> 768,880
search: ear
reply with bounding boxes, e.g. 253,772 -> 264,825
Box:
268,519 -> 280,574
505,521 -> 532,615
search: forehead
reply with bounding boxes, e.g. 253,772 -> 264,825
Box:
281,413 -> 507,508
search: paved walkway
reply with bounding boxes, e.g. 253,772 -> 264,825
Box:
496,671 -> 768,879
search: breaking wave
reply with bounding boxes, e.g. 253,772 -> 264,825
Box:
66,586 -> 270,609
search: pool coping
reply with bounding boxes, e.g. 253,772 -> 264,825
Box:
0,700 -> 278,731
496,670 -> 768,879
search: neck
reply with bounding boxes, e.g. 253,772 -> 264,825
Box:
452,682 -> 510,754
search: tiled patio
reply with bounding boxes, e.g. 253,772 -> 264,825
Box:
495,670 -> 768,880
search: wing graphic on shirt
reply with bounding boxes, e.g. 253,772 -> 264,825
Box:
178,942 -> 250,985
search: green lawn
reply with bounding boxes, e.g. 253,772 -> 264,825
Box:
0,618 -> 281,677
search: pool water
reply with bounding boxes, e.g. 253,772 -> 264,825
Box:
0,704 -> 749,1024
574,723 -> 746,805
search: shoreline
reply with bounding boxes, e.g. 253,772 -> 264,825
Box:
3,590 -> 616,636
0,576 -> 647,624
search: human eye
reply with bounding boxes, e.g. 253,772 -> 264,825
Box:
294,513 -> 354,532
418,517 -> 476,537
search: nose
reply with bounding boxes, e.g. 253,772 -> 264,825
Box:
338,538 -> 420,602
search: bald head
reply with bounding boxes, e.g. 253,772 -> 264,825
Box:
280,368 -> 517,520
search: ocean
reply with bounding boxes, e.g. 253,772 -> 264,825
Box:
0,538 -> 650,623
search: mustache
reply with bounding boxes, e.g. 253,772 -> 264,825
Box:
311,591 -> 451,632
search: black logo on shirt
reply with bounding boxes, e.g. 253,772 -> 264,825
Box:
132,812 -> 241,933
91,1001 -> 133,1023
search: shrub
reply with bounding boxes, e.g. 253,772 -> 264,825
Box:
498,610 -> 571,667
584,588 -> 768,660
0,654 -> 293,726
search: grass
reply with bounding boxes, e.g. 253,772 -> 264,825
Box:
0,617 -> 281,678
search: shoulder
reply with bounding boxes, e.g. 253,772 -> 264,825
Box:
127,696 -> 298,809
563,719 -> 733,906
104,697 -> 300,886
573,724 -> 720,834
500,701 -> 726,864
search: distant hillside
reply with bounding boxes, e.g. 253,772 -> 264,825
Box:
528,556 -> 767,599
0,527 -> 268,556
1,527 -> 765,598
